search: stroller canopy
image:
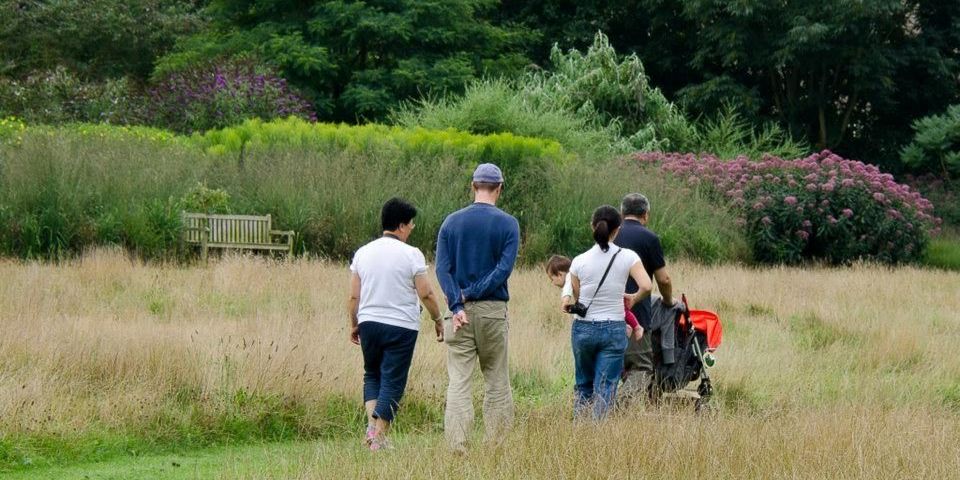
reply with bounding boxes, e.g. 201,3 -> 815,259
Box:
681,309 -> 723,351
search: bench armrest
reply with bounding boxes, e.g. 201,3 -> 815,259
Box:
270,230 -> 295,237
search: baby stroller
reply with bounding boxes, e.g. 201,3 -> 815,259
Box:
650,294 -> 723,411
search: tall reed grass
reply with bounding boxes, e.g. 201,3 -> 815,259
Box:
0,250 -> 958,473
0,124 -> 743,262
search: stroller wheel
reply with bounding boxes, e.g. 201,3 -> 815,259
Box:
697,378 -> 713,398
694,397 -> 715,415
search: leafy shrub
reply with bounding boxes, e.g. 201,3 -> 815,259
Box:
147,60 -> 316,133
520,32 -> 696,152
391,79 -> 626,158
180,183 -> 231,214
690,104 -> 808,160
394,32 -> 807,161
901,104 -> 960,179
637,150 -> 942,264
0,67 -> 147,125
0,116 -> 26,146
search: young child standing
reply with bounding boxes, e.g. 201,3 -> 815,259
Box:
546,255 -> 643,342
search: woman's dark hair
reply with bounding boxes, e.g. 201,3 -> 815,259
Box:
381,197 -> 417,231
591,205 -> 622,252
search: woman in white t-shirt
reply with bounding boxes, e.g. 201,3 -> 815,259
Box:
348,198 -> 443,450
568,205 -> 652,420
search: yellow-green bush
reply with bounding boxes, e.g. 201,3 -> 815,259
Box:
0,116 -> 26,146
193,117 -> 569,169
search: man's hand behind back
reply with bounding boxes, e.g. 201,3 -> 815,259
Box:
452,310 -> 469,332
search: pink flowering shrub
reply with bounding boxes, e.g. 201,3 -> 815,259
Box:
634,150 -> 942,264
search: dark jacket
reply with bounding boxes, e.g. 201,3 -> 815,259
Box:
649,295 -> 685,364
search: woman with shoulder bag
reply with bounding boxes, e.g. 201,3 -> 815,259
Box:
567,205 -> 652,420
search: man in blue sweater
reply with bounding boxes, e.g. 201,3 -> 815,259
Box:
436,163 -> 520,453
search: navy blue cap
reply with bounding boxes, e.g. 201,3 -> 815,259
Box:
472,163 -> 504,183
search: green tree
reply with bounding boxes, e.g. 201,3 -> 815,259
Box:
0,0 -> 205,80
901,104 -> 960,179
521,32 -> 695,151
159,0 -> 534,122
499,0 -> 960,171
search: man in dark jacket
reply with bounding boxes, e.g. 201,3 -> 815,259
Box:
614,193 -> 675,404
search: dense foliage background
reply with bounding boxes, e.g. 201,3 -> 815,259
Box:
0,0 -> 957,266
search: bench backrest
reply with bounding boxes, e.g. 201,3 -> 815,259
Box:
182,212 -> 272,245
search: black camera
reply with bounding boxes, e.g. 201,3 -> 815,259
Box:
565,302 -> 588,317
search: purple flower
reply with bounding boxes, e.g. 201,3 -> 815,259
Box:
806,183 -> 818,192
873,192 -> 886,202
784,196 -> 798,206
762,216 -> 772,226
842,208 -> 854,218
796,230 -> 810,240
802,220 -> 813,229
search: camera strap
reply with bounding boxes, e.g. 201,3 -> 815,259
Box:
583,247 -> 622,315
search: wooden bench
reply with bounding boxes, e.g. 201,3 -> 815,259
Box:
181,212 -> 295,260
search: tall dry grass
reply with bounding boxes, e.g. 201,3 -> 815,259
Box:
1,249 -> 959,476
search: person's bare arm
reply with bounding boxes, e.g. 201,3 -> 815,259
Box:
653,267 -> 673,305
348,273 -> 361,345
415,273 -> 443,342
626,261 -> 652,309
571,273 -> 581,304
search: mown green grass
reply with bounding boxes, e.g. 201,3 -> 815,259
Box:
1,440 -> 317,480
0,389 -> 456,475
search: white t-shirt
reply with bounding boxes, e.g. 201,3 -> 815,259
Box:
570,245 -> 641,322
350,237 -> 428,331
560,272 -> 573,300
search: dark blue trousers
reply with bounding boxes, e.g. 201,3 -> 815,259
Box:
359,321 -> 418,422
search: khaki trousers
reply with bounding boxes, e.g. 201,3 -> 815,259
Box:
619,333 -> 654,406
443,300 -> 513,451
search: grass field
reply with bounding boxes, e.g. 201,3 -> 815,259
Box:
1,249 -> 959,479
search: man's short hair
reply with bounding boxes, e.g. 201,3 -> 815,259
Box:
381,197 -> 417,231
472,181 -> 503,192
545,255 -> 572,275
621,193 -> 650,217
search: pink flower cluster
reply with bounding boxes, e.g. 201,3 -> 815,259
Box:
634,150 -> 942,264
634,150 -> 941,234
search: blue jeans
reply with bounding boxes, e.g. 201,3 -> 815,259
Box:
572,320 -> 628,420
359,321 -> 418,422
